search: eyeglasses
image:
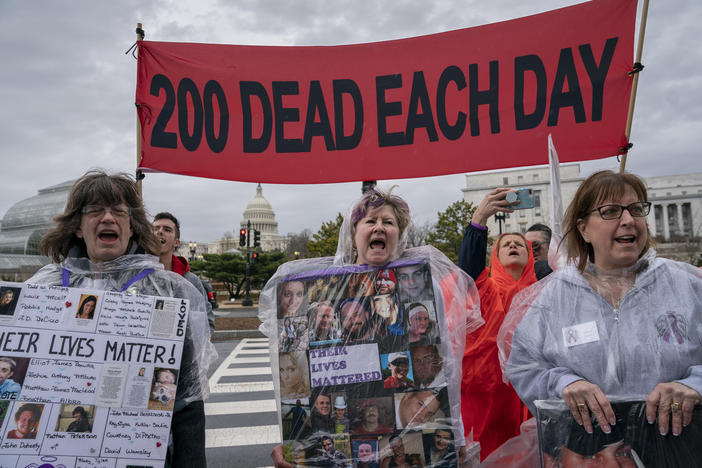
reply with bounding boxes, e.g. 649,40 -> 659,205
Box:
530,240 -> 544,251
589,202 -> 651,220
81,205 -> 131,219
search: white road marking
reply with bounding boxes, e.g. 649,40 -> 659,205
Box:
206,425 -> 281,448
219,366 -> 272,376
205,399 -> 277,416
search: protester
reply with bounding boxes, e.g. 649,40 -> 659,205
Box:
457,187 -> 537,459
526,223 -> 554,279
27,170 -> 215,468
153,211 -> 215,335
8,404 -> 42,439
66,406 -> 92,433
504,170 -> 702,440
268,186 -> 482,467
0,357 -> 21,397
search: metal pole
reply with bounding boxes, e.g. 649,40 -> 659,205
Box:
242,220 -> 253,306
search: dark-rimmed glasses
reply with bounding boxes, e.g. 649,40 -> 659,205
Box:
81,205 -> 131,219
589,202 -> 651,220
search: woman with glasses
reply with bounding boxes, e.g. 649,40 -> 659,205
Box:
27,170 -> 216,468
502,170 -> 702,440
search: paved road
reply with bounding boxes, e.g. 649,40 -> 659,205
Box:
205,338 -> 278,468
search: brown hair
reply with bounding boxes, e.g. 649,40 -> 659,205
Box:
39,170 -> 159,262
563,170 -> 653,271
350,186 -> 411,240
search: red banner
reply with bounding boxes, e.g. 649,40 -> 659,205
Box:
136,0 -> 636,183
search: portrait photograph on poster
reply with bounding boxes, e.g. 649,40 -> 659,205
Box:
5,403 -> 44,440
148,368 -> 178,411
75,294 -> 99,320
536,400 -> 702,468
0,286 -> 21,317
0,357 -> 30,400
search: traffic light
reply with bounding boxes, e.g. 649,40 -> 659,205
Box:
239,228 -> 247,247
253,229 -> 261,247
252,252 -> 259,264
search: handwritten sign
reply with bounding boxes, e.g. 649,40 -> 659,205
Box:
309,344 -> 381,388
0,281 -> 187,468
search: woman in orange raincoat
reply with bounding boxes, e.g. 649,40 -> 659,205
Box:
458,187 -> 537,459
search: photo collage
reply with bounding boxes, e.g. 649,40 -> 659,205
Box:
276,260 -> 457,467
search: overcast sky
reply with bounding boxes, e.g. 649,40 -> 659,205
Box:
1,0 -> 700,243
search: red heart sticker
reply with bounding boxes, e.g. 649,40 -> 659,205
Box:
65,301 -> 72,308
87,382 -> 92,386
156,442 -> 162,447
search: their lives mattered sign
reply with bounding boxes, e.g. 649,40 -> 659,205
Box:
0,281 -> 188,468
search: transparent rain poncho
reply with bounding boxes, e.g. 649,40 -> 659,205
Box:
27,252 -> 217,411
259,201 -> 484,467
497,249 -> 702,415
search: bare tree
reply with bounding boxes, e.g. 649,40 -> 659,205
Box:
405,221 -> 432,248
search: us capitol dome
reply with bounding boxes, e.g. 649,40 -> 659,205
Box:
239,184 -> 287,252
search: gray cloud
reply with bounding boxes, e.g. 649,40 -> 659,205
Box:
1,0 -> 700,243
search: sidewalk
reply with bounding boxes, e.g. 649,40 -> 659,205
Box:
212,300 -> 265,341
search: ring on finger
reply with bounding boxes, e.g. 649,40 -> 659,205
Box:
671,402 -> 681,413
576,403 -> 587,410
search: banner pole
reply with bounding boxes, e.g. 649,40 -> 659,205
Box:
135,23 -> 145,196
619,0 -> 650,173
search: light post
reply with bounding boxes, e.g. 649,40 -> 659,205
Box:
494,213 -> 505,235
189,242 -> 197,262
242,220 -> 253,306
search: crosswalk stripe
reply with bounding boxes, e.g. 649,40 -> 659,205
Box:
219,366 -> 272,376
205,425 -> 281,448
205,399 -> 277,416
230,356 -> 270,364
237,348 -> 270,354
210,381 -> 274,393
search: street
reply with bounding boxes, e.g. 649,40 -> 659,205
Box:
205,338 -> 278,468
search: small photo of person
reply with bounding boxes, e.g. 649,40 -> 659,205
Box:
410,344 -> 446,389
394,389 -> 446,430
278,280 -> 307,318
279,351 -> 311,403
423,428 -> 457,468
318,434 -> 350,467
0,286 -> 21,316
307,300 -> 341,344
374,269 -> 397,295
353,439 -> 379,468
306,275 -> 345,304
0,400 -> 10,428
350,397 -> 394,435
6,403 -> 44,439
154,299 -> 165,310
76,294 -> 98,320
348,272 -> 375,297
381,351 -> 414,390
373,294 -> 403,336
396,263 -> 434,303
55,404 -> 95,433
148,368 -> 178,411
0,356 -> 30,400
331,394 -> 350,434
308,391 -> 334,433
282,399 -> 310,440
379,433 -> 425,468
406,301 -> 439,346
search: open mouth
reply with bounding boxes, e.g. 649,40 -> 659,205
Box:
98,231 -> 119,242
615,235 -> 636,244
370,239 -> 386,250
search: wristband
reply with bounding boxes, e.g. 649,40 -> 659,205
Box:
470,221 -> 487,231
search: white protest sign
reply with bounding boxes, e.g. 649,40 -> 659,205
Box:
0,281 -> 188,468
308,343 -> 381,387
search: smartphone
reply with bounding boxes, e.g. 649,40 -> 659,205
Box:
505,188 -> 535,209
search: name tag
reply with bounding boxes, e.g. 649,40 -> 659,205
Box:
562,321 -> 600,348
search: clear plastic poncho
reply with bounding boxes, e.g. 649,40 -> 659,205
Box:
498,249 -> 702,415
27,252 -> 217,411
259,208 -> 484,467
